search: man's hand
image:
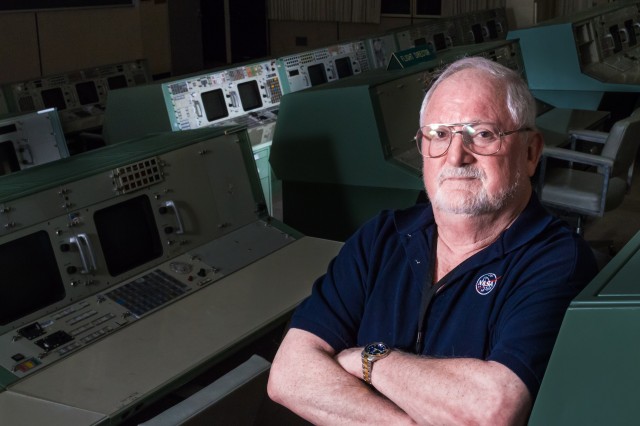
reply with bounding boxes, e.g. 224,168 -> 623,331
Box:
334,346 -> 362,378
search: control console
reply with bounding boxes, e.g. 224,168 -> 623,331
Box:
276,40 -> 370,93
1,59 -> 150,134
162,59 -> 283,131
0,126 -> 289,386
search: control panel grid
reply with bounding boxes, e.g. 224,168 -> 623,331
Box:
105,269 -> 190,318
111,157 -> 163,194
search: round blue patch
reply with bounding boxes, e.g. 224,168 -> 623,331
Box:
476,273 -> 499,295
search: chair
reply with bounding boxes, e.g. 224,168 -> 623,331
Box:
626,107 -> 640,186
538,112 -> 640,235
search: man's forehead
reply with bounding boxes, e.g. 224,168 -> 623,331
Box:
424,72 -> 508,122
435,69 -> 502,94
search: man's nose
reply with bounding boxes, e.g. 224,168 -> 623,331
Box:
446,132 -> 474,164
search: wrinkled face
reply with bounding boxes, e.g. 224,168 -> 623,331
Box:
420,69 -> 538,217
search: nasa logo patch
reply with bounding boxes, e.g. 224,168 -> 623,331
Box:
476,273 -> 500,295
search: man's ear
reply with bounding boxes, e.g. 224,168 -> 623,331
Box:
526,131 -> 544,177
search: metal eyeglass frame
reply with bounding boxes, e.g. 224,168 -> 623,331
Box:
415,122 -> 532,158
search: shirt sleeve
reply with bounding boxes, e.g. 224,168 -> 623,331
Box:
487,236 -> 597,398
289,212 -> 394,352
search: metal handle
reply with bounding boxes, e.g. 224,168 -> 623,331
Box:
603,33 -> 614,49
20,144 -> 34,165
70,233 -> 98,273
619,28 -> 629,43
161,200 -> 185,235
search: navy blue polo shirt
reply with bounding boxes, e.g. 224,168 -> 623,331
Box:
290,195 -> 598,398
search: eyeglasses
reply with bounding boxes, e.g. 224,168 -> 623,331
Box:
415,122 -> 532,158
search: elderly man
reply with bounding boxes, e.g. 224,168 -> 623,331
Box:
267,57 -> 598,425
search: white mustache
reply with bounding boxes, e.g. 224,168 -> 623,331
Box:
437,167 -> 485,184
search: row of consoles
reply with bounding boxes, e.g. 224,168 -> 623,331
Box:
3,2 -> 640,189
0,8 -> 510,168
3,1 -> 640,147
0,7 -> 515,227
509,0 -> 640,110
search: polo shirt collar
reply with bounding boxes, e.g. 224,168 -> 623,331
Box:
394,193 -> 553,265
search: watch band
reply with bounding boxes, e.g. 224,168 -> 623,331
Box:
361,342 -> 391,384
362,357 -> 373,384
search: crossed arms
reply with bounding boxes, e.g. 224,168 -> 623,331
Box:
267,328 -> 532,426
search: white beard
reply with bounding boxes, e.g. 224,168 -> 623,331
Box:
430,166 -> 521,216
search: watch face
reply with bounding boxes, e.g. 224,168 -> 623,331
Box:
365,342 -> 389,356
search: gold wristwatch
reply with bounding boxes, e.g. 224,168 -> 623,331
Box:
361,342 -> 391,384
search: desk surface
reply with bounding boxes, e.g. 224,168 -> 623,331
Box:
536,108 -> 610,147
0,236 -> 342,426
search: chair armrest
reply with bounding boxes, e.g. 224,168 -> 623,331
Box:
542,146 -> 614,170
568,129 -> 608,144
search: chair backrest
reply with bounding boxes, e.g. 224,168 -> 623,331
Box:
601,113 -> 640,178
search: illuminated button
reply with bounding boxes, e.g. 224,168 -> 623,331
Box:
14,358 -> 41,373
16,361 -> 34,372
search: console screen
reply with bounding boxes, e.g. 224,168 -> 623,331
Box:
94,195 -> 163,276
0,230 -> 65,326
107,75 -> 128,90
308,64 -> 328,87
41,88 -> 67,111
625,20 -> 637,47
334,57 -> 354,79
238,80 -> 263,112
0,141 -> 19,176
76,81 -> 100,105
201,89 -> 229,122
471,24 -> 484,44
433,33 -> 447,51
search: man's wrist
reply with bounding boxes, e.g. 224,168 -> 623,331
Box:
361,342 -> 392,384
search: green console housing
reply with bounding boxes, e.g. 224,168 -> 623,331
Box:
531,230 -> 640,424
270,40 -> 525,241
